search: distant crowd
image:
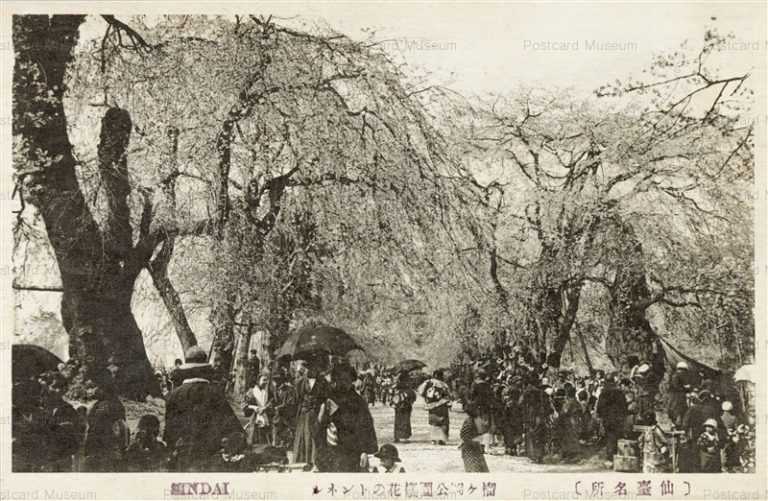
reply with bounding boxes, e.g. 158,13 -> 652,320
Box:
12,341 -> 755,473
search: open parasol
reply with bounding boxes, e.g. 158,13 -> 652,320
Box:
416,377 -> 450,398
12,344 -> 63,381
275,324 -> 363,360
396,359 -> 426,373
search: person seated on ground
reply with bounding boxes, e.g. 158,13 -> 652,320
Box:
371,443 -> 405,473
83,371 -> 129,472
697,418 -> 722,473
38,370 -> 81,472
126,415 -> 167,472
209,432 -> 254,472
12,377 -> 46,472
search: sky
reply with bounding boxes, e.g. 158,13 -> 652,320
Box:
75,2 -> 767,97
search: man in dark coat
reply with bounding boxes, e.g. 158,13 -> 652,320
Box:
293,354 -> 331,468
680,389 -> 725,472
316,364 -> 378,472
164,346 -> 243,472
668,362 -> 697,427
169,359 -> 184,390
596,373 -> 627,464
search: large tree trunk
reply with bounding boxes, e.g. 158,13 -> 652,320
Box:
231,322 -> 254,398
526,243 -> 581,368
61,279 -> 157,400
604,218 -> 657,368
13,16 -> 159,399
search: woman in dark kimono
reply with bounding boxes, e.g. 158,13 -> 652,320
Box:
362,373 -> 377,407
558,384 -> 581,462
316,364 -> 378,472
423,371 -> 451,445
391,373 -> 416,443
501,375 -> 523,455
292,356 -> 330,468
519,375 -> 547,463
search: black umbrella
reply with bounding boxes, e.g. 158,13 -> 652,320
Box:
396,359 -> 427,373
275,324 -> 363,360
12,344 -> 63,381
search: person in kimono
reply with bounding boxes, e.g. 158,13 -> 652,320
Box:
637,411 -> 669,473
391,372 -> 416,443
243,370 -> 273,446
500,375 -> 523,456
292,353 -> 331,468
697,418 -> 722,473
38,371 -> 81,472
558,384 -> 582,462
424,370 -> 452,445
83,372 -> 130,472
520,374 -> 547,463
271,369 -> 298,448
459,404 -> 490,472
125,415 -> 167,472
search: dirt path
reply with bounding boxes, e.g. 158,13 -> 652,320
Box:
367,399 -> 606,473
125,396 -> 607,473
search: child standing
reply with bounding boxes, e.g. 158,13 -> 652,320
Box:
697,418 -> 722,473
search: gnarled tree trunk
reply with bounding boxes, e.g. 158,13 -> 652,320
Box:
13,16 -> 159,398
604,218 -> 658,369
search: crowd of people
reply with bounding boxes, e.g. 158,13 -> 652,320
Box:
12,340 -> 755,474
439,341 -> 755,473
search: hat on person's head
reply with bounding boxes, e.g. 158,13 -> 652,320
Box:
181,346 -> 210,370
722,401 -> 733,412
676,361 -> 688,370
703,418 -> 717,429
332,363 -> 357,382
374,443 -> 401,462
698,389 -> 712,400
